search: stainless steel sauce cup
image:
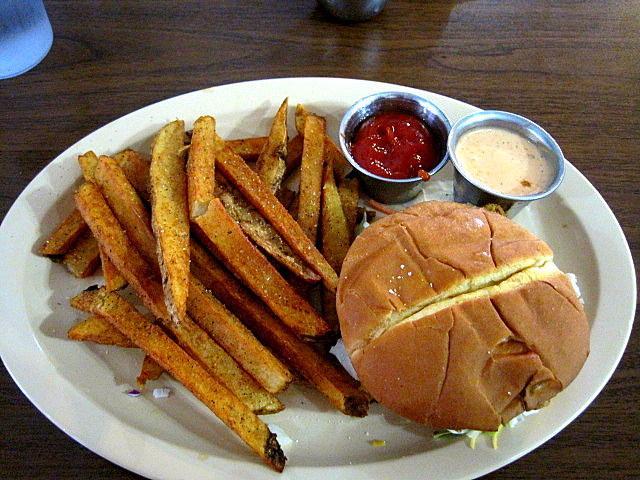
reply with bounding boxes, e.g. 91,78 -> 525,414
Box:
339,91 -> 451,204
448,110 -> 566,216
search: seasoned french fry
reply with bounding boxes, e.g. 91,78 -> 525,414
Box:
68,314 -> 135,347
337,177 -> 360,241
191,242 -> 370,417
150,120 -> 190,325
321,158 -> 350,273
113,149 -> 151,203
73,287 -> 286,472
324,136 -> 352,179
285,134 -> 304,174
99,245 -> 127,291
294,104 -> 307,135
94,155 -> 157,265
298,114 -> 326,244
189,277 -> 293,393
255,98 -> 288,193
192,198 -> 330,338
216,175 -> 320,283
79,150 -> 123,289
74,183 -> 282,414
78,150 -> 127,291
39,209 -> 88,256
81,148 -> 152,205
227,136 -> 268,161
137,354 -> 164,385
214,141 -> 338,291
62,230 -> 101,278
78,150 -> 99,182
295,104 -> 351,179
321,157 -> 351,329
187,116 -> 219,219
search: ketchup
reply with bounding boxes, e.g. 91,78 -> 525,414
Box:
350,112 -> 439,179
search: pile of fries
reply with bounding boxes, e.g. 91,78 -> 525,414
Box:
39,100 -> 371,472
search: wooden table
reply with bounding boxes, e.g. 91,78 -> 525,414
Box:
1,1 -> 638,478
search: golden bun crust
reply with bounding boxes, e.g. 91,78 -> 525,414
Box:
337,201 -> 589,430
338,201 -> 553,354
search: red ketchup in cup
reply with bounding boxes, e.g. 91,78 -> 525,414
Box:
350,112 -> 439,180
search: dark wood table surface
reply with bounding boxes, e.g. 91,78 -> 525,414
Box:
1,1 -> 638,478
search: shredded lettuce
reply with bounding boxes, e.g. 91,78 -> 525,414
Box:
354,210 -> 370,236
433,410 -> 538,449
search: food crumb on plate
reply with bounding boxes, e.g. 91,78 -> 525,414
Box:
153,387 -> 171,399
368,439 -> 386,447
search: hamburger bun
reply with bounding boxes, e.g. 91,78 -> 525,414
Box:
336,201 -> 589,431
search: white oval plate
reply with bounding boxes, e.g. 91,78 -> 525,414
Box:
0,78 -> 635,480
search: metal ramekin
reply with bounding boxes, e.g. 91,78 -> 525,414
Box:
448,110 -> 566,216
339,91 -> 451,204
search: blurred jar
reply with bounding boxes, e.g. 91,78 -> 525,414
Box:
318,0 -> 389,22
0,0 -> 53,79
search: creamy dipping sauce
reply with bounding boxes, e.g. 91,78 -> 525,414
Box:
455,127 -> 554,196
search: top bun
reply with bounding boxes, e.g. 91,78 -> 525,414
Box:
336,201 -> 589,430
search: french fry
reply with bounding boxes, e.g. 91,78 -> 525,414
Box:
337,177 -> 360,241
137,355 -> 164,385
216,175 -> 320,283
68,314 -> 135,347
94,155 -> 157,265
81,148 -> 152,205
39,209 -> 88,256
214,141 -> 338,292
321,157 -> 351,329
73,287 -> 286,472
295,104 -> 351,179
78,150 -> 99,182
150,120 -> 190,325
187,116 -> 219,219
62,230 -> 101,278
285,134 -> 304,174
297,114 -> 326,244
227,136 -> 268,162
191,242 -> 370,417
255,98 -> 288,193
324,136 -> 352,180
78,150 -> 126,290
192,198 -> 330,338
189,277 -> 293,393
294,104 -> 307,135
225,135 -> 298,172
321,158 -> 350,273
74,183 -> 282,414
99,245 -> 127,291
113,149 -> 151,203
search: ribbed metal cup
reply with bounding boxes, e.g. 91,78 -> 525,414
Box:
339,91 -> 451,204
448,110 -> 566,217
